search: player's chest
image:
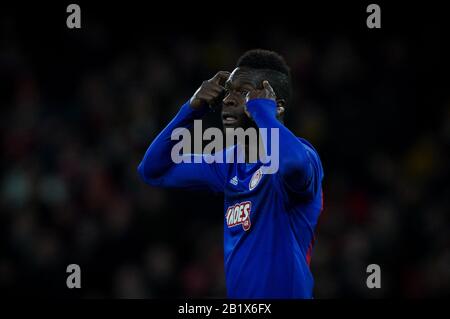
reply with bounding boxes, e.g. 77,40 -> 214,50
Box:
223,167 -> 278,234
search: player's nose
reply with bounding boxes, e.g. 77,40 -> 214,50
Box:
223,94 -> 237,108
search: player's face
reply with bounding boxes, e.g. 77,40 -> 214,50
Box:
221,67 -> 259,129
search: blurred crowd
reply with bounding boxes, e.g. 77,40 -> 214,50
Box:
0,9 -> 449,298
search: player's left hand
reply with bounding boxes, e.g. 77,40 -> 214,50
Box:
246,80 -> 276,102
244,80 -> 276,118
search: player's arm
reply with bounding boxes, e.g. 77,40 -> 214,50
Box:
137,71 -> 230,193
245,81 -> 323,200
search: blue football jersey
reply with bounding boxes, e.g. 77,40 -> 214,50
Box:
138,99 -> 325,299
222,139 -> 323,298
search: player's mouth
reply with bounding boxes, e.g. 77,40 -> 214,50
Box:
222,113 -> 239,126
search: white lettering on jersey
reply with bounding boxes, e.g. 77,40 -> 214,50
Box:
225,201 -> 252,231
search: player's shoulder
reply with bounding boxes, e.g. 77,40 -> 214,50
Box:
297,137 -> 324,178
298,137 -> 320,159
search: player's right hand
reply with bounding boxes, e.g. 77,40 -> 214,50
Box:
189,71 -> 230,110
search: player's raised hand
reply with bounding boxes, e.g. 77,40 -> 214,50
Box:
190,71 -> 230,110
244,80 -> 277,119
245,80 -> 276,103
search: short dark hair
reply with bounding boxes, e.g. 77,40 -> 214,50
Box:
236,49 -> 292,104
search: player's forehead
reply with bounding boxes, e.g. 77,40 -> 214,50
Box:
225,67 -> 259,89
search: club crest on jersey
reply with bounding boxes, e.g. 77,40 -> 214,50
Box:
249,168 -> 263,191
225,201 -> 252,231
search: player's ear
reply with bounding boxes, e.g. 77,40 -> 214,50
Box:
276,99 -> 286,120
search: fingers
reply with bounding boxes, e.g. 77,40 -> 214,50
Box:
197,91 -> 221,101
210,84 -> 225,94
197,83 -> 225,106
210,71 -> 231,86
190,72 -> 229,110
262,80 -> 276,100
263,80 -> 275,96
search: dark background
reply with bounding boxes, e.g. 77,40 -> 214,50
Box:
0,1 -> 448,298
